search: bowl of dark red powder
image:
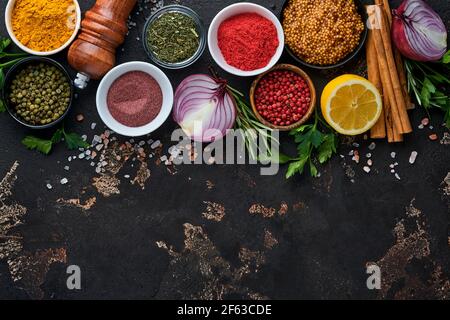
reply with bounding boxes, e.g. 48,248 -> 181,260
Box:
96,62 -> 174,137
208,3 -> 285,77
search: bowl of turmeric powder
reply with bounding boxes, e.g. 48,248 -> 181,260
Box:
5,0 -> 81,56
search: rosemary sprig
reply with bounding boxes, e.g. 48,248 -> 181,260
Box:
227,86 -> 279,161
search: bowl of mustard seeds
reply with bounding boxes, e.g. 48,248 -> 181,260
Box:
281,0 -> 368,70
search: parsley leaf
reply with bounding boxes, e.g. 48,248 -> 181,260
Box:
443,50 -> 450,64
64,132 -> 89,150
22,127 -> 89,155
22,136 -> 53,155
284,114 -> 338,179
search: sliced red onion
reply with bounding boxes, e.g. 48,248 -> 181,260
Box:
392,0 -> 447,62
173,74 -> 237,142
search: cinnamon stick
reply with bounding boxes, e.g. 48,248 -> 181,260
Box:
379,0 -> 414,110
367,30 -> 386,139
368,5 -> 412,134
367,6 -> 402,135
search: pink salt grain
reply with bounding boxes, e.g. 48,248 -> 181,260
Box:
107,71 -> 162,127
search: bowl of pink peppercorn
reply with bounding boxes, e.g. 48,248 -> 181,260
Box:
250,64 -> 316,131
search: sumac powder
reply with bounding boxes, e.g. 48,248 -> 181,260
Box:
218,13 -> 279,71
107,71 -> 162,127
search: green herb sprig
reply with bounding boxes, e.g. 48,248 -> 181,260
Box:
22,126 -> 89,155
405,50 -> 450,127
0,38 -> 27,112
280,109 -> 338,178
227,86 -> 279,160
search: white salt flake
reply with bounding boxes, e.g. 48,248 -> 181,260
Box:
363,166 -> 371,173
395,173 -> 401,180
160,155 -> 168,162
78,153 -> 85,159
366,153 -> 372,158
151,140 -> 161,149
64,166 -> 70,171
46,183 -> 53,190
368,142 -> 376,151
390,152 -> 396,159
95,144 -> 104,151
409,151 -> 418,164
60,178 -> 68,185
91,123 -> 97,130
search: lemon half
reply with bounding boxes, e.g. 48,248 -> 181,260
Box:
321,75 -> 382,136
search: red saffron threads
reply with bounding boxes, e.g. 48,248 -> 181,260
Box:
107,71 -> 162,128
218,13 -> 279,71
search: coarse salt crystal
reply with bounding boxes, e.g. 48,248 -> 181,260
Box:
368,142 -> 376,151
366,153 -> 372,158
395,173 -> 401,180
363,166 -> 371,173
78,153 -> 85,159
91,123 -> 97,130
46,183 -> 53,190
390,152 -> 396,159
409,151 -> 418,164
367,159 -> 373,167
160,155 -> 168,162
124,174 -> 130,179
151,140 -> 161,149
60,178 -> 68,185
64,166 -> 70,171
96,144 -> 104,151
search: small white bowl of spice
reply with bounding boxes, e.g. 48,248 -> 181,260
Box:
96,62 -> 174,137
208,2 -> 285,77
5,0 -> 81,56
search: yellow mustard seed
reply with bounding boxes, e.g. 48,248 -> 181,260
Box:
283,0 -> 365,66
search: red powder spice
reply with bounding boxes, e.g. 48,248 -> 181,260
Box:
107,71 -> 162,127
218,13 -> 279,71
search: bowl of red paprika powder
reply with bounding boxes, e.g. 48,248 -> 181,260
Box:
208,3 -> 285,77
250,64 -> 316,131
96,62 -> 174,137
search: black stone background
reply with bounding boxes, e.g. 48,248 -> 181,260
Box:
0,0 -> 448,299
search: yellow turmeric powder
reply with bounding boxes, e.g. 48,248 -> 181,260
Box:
11,0 -> 77,52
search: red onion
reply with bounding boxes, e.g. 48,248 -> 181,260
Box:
392,0 -> 447,62
173,74 -> 236,142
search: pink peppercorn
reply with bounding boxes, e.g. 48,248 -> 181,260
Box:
254,70 -> 311,127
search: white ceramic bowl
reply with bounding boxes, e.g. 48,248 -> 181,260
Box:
5,0 -> 81,56
208,2 -> 285,77
96,62 -> 174,137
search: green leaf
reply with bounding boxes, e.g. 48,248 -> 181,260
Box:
309,162 -> 318,177
318,134 -> 337,164
0,99 -> 5,113
22,136 -> 53,155
286,157 -> 308,179
443,50 -> 450,64
51,129 -> 63,144
310,130 -> 324,148
421,78 -> 436,108
290,124 -> 312,135
63,132 -> 89,150
0,69 -> 4,89
0,38 -> 11,53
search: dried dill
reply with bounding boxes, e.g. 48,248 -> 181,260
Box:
147,12 -> 200,63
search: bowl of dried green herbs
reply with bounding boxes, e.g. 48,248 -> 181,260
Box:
143,5 -> 206,69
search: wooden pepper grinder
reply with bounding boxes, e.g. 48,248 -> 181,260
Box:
68,0 -> 137,89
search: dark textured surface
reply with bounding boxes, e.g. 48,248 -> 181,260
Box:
0,0 -> 449,300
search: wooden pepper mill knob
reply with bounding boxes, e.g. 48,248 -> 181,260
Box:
68,0 -> 137,89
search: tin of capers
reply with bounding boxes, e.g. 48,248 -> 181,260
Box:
7,60 -> 72,127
